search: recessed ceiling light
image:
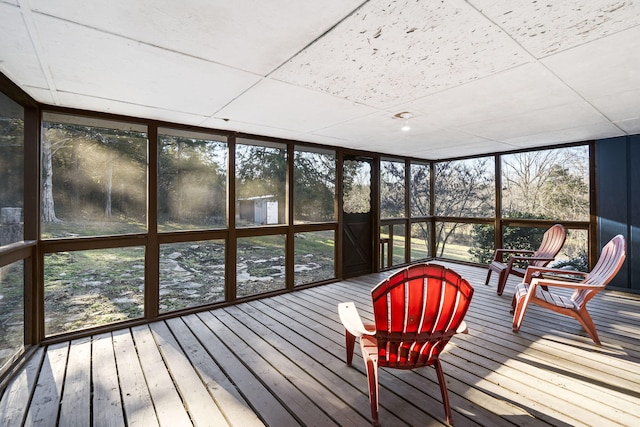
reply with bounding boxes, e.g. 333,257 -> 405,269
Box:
393,111 -> 413,120
394,112 -> 413,131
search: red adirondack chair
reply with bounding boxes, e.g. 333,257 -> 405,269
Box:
486,224 -> 566,296
511,234 -> 626,345
338,263 -> 474,426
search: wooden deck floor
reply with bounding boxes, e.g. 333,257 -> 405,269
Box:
2,262 -> 640,426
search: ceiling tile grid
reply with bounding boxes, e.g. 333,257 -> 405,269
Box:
468,0 -> 640,57
271,0 -> 531,108
210,78 -> 380,133
0,2 -> 49,89
0,0 -> 638,158
27,0 -> 365,75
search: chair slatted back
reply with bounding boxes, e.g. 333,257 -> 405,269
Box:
532,224 -> 567,267
371,264 -> 474,369
573,235 -> 626,307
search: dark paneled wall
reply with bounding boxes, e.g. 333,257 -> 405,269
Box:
595,135 -> 639,291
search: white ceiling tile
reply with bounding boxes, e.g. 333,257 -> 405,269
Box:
296,133 -> 357,150
615,117 -> 640,135
213,79 -> 379,133
0,3 -> 49,89
312,111 -> 420,145
398,63 -> 584,129
56,92 -> 210,126
20,85 -> 56,105
415,140 -> 516,160
503,122 -> 624,147
458,101 -> 608,141
29,0 -> 363,75
542,26 -> 640,102
209,121 -> 305,142
313,111 -> 510,158
395,129 -> 506,158
590,88 -> 640,123
34,14 -> 261,116
470,0 -> 640,57
272,0 -> 530,108
410,129 -> 500,150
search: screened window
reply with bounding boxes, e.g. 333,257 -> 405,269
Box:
552,228 -> 588,271
410,162 -> 430,217
294,147 -> 336,223
502,146 -> 589,221
41,113 -> 148,238
0,92 -> 24,246
380,223 -> 407,268
410,222 -> 429,261
343,160 -> 371,214
160,240 -> 225,312
237,235 -> 286,297
0,261 -> 24,369
236,139 -> 286,227
436,221 -> 494,263
380,159 -> 405,218
294,230 -> 335,286
44,247 -> 145,336
0,93 -> 25,370
158,128 -> 227,231
435,157 -> 495,218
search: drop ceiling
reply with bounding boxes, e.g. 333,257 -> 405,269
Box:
1,0 -> 639,159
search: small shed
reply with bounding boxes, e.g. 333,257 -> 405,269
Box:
238,195 -> 278,225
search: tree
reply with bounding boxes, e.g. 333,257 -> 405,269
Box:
0,117 -> 25,209
434,158 -> 494,257
502,147 -> 589,220
539,164 -> 589,220
342,159 -> 371,214
500,147 -> 590,264
380,160 -> 405,218
409,162 -> 430,217
294,151 -> 335,222
41,121 -> 147,224
469,212 -> 547,265
41,124 -> 70,222
158,135 -> 227,225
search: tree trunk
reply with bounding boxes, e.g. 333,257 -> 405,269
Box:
41,134 -> 60,222
105,159 -> 112,217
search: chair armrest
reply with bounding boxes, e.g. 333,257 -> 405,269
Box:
338,302 -> 375,338
493,249 -> 535,261
507,255 -> 555,270
456,320 -> 469,334
509,255 -> 554,263
530,277 -> 597,290
507,256 -> 554,270
538,272 -> 584,282
524,266 -> 588,282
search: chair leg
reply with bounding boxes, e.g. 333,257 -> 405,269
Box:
364,356 -> 380,426
434,359 -> 453,425
572,308 -> 601,346
484,268 -> 492,286
512,288 -> 532,333
345,329 -> 356,366
496,269 -> 509,296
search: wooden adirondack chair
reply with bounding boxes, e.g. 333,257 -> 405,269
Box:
486,224 -> 566,296
338,263 -> 474,426
511,234 -> 626,345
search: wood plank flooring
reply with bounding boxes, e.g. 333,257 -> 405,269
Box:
2,262 -> 640,426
